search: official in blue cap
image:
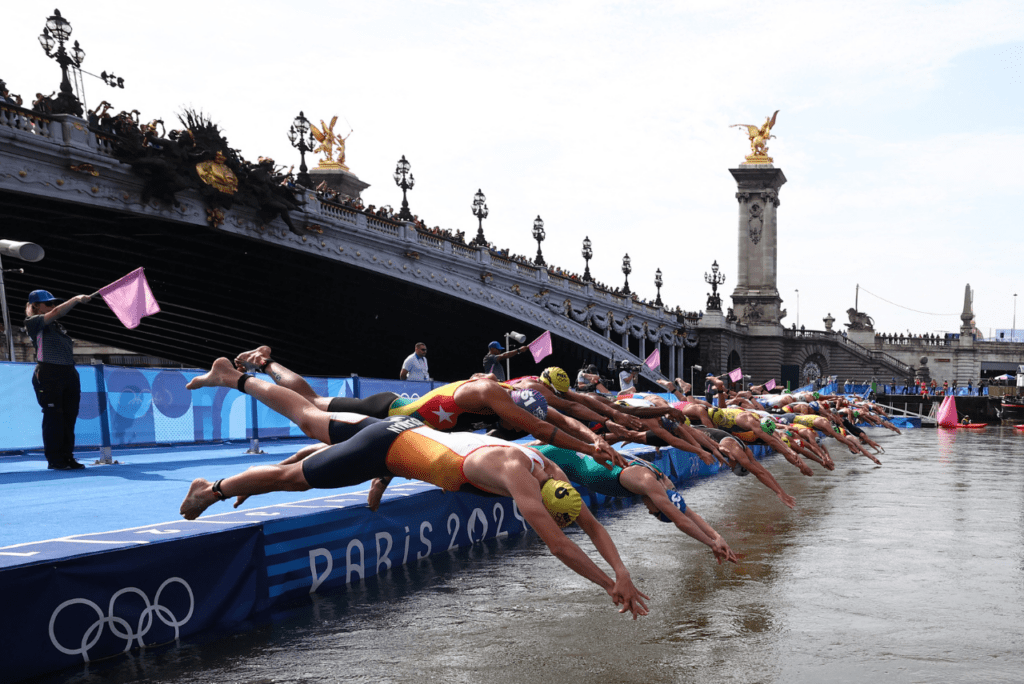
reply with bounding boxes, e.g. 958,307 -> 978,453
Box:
482,339 -> 526,382
24,288 -> 93,470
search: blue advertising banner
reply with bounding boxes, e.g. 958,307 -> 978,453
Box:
0,527 -> 263,682
262,485 -> 528,604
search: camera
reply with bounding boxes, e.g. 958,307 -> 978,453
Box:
617,360 -> 642,373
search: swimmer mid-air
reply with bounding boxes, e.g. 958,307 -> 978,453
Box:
181,358 -> 650,618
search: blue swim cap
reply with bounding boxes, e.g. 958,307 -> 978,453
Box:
510,388 -> 548,419
657,490 -> 687,522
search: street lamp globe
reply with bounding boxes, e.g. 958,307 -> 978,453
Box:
45,9 -> 72,41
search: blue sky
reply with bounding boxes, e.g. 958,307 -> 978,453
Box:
5,1 -> 1022,337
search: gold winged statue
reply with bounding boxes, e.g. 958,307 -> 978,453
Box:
310,116 -> 353,171
731,110 -> 779,164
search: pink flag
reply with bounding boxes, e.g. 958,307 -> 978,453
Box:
644,348 -> 660,371
528,330 -> 553,363
97,267 -> 161,329
765,378 -> 776,391
728,367 -> 743,383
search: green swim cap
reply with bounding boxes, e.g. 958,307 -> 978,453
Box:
760,418 -> 776,435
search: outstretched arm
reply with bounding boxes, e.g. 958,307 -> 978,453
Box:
42,294 -> 91,324
506,473 -> 648,619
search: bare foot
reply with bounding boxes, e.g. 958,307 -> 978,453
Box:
674,378 -> 692,394
181,478 -> 219,520
186,357 -> 240,390
234,345 -> 273,373
367,476 -> 392,512
656,378 -> 677,393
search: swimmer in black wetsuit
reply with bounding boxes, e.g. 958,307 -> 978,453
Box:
232,346 -> 626,468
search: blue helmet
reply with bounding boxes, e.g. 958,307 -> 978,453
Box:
510,388 -> 548,420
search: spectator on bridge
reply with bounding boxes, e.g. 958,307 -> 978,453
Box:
844,379 -> 852,394
968,379 -> 973,395
943,380 -> 949,395
25,289 -> 93,470
400,342 -> 430,382
482,340 -> 525,381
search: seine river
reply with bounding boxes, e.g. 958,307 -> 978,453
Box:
42,427 -> 1024,684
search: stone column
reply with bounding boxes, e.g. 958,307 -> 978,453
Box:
730,165 -> 786,326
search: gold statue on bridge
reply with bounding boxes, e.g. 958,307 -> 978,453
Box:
731,110 -> 778,164
311,115 -> 352,171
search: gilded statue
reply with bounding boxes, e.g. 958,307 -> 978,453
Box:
310,116 -> 352,170
731,110 -> 779,163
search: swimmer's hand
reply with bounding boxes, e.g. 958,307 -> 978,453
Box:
609,573 -> 649,620
604,421 -> 646,445
613,412 -> 644,431
711,537 -> 739,565
592,438 -> 627,470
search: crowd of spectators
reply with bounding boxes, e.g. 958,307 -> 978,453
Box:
312,186 -> 709,319
874,332 -> 963,345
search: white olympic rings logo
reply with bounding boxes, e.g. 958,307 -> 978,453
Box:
48,577 -> 195,662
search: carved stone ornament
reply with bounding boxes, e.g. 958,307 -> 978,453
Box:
744,301 -> 764,323
760,189 -> 780,207
748,202 -> 763,244
846,307 -> 875,331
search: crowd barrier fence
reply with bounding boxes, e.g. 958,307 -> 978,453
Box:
0,362 -> 444,453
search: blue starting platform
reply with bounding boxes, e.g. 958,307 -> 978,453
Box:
0,437 -> 738,682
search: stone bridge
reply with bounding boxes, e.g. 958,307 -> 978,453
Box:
0,103 -> 695,382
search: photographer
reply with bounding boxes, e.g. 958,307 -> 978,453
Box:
618,360 -> 641,393
482,340 -> 525,382
576,364 -> 610,394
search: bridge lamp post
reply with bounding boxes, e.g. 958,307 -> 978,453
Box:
654,268 -> 664,307
0,240 -> 45,361
532,216 -> 546,266
581,236 -> 593,282
391,156 -> 415,221
288,112 -> 316,187
704,260 -> 725,311
621,254 -> 632,295
795,288 -> 800,328
38,9 -> 84,116
690,364 -> 702,392
471,189 -> 488,246
1014,293 -> 1018,342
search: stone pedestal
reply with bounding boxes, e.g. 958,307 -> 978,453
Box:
848,329 -> 875,347
729,165 -> 786,326
309,166 -> 370,200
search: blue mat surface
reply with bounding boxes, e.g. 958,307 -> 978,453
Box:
0,439 -> 329,549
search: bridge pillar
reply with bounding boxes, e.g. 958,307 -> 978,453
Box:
730,165 -> 787,326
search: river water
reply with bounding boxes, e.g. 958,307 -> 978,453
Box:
42,427 -> 1024,684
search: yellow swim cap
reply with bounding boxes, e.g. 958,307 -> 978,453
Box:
540,367 -> 571,394
541,479 -> 582,528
